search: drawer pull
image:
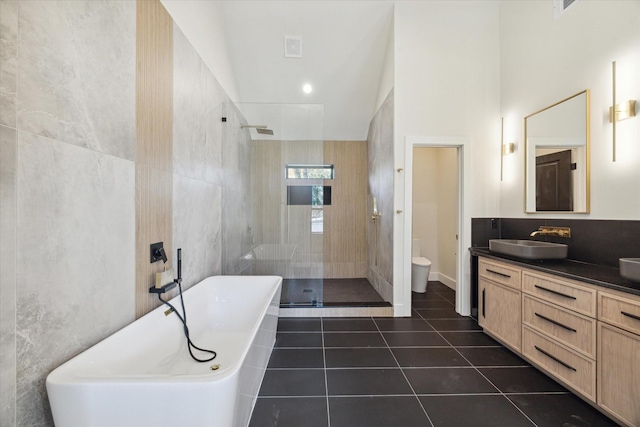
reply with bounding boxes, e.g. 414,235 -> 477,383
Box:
482,289 -> 486,318
534,285 -> 576,300
621,311 -> 640,322
486,268 -> 511,279
534,312 -> 577,333
534,345 -> 577,372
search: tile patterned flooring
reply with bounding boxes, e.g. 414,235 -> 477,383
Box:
249,282 -> 621,427
281,278 -> 388,306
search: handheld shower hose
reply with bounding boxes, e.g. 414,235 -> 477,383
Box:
156,248 -> 217,363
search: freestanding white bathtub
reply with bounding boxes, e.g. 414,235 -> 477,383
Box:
46,275 -> 282,427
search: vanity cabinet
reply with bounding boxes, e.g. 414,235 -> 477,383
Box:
521,271 -> 597,401
478,258 -> 522,351
476,255 -> 640,426
597,290 -> 640,427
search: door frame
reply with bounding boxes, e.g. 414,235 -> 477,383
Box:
400,136 -> 470,316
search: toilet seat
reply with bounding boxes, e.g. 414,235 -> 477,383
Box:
412,257 -> 431,267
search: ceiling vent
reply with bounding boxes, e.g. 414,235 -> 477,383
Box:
284,36 -> 302,58
553,0 -> 580,20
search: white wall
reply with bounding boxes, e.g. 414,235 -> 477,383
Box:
161,0 -> 240,102
412,148 -> 440,268
436,148 -> 458,284
394,1 -> 501,315
375,7 -> 395,113
412,147 -> 458,288
500,0 -> 640,219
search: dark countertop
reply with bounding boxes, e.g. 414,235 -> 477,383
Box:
470,247 -> 640,297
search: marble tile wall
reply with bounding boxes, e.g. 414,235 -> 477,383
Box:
221,103 -> 253,275
0,2 -> 248,426
172,171 -> 221,288
0,1 -> 17,128
17,1 -> 136,160
17,133 -> 136,425
173,26 -> 223,184
0,5 -> 18,426
367,89 -> 394,303
173,21 -> 253,281
0,125 -> 17,427
173,25 -> 218,285
0,3 -> 138,425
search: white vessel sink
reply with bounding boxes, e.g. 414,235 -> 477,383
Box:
620,258 -> 640,283
489,239 -> 568,260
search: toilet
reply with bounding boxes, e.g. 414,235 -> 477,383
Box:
411,239 -> 431,293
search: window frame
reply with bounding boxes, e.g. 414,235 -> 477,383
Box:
285,164 -> 334,180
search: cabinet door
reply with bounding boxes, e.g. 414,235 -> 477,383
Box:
479,278 -> 521,351
597,322 -> 640,427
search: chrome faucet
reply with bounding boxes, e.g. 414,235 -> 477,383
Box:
530,226 -> 571,238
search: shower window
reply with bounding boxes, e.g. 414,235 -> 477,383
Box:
286,186 -> 332,205
285,164 -> 334,180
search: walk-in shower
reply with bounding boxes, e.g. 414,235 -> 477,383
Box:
221,103 -> 390,311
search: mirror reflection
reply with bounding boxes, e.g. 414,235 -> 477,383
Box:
525,90 -> 590,213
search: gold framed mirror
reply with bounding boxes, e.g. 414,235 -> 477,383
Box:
524,90 -> 590,213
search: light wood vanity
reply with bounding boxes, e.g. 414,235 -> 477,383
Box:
477,256 -> 640,427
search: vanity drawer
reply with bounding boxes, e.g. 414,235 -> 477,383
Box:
479,258 -> 521,290
599,291 -> 640,336
523,295 -> 596,359
522,326 -> 595,401
522,271 -> 596,317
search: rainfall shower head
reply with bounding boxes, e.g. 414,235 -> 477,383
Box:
241,125 -> 274,136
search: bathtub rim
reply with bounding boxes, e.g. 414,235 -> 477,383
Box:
46,275 -> 283,385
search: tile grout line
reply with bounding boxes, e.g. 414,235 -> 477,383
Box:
420,312 -> 540,427
373,317 -> 436,427
321,317 -> 331,427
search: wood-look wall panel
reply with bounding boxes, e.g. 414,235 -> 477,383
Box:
251,139 -> 367,279
135,0 -> 173,318
323,140 -> 368,278
135,166 -> 174,317
136,0 -> 173,170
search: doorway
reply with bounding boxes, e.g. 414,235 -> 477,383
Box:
411,147 -> 459,290
402,137 -> 469,317
535,149 -> 573,211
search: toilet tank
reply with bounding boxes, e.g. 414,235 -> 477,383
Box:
412,238 -> 421,257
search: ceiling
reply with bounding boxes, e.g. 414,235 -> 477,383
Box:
185,1 -> 394,141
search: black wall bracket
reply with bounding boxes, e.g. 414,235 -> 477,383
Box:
149,282 -> 176,294
150,242 -> 166,263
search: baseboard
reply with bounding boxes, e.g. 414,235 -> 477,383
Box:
428,272 -> 456,290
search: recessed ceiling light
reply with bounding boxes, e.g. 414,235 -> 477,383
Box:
303,83 -> 313,94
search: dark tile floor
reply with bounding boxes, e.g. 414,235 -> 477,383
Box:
249,282 -> 621,427
281,278 -> 389,307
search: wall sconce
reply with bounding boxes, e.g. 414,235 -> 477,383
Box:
500,118 -> 517,182
611,60 -> 637,162
502,142 -> 516,155
609,100 -> 636,122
